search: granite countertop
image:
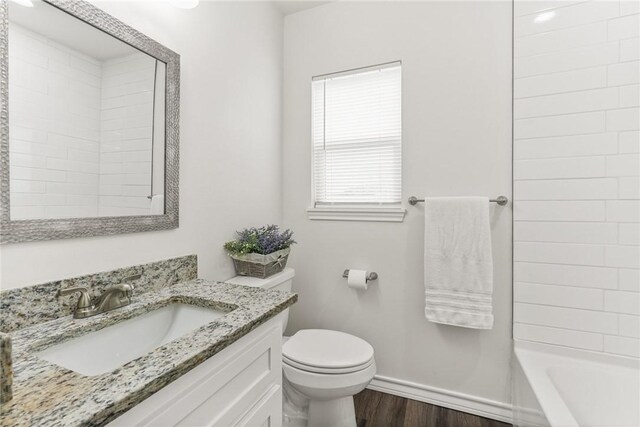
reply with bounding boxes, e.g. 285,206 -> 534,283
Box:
0,279 -> 297,427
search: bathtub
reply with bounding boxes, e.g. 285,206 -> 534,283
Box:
514,341 -> 640,427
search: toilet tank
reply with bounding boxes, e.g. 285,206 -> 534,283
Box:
224,268 -> 294,333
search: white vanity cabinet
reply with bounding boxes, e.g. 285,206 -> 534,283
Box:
108,313 -> 284,427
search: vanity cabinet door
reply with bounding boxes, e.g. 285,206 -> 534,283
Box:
236,384 -> 282,427
107,314 -> 283,427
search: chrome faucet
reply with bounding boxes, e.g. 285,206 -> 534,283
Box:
58,275 -> 139,319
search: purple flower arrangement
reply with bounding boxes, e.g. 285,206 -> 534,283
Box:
224,225 -> 295,256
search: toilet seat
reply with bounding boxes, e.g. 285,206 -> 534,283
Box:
283,354 -> 375,374
282,329 -> 375,374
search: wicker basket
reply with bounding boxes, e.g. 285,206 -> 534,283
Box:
229,248 -> 290,279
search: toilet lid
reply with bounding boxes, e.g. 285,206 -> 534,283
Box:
282,329 -> 374,373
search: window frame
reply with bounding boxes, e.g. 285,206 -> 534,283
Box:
307,61 -> 406,223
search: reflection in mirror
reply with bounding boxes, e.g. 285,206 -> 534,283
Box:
8,0 -> 166,220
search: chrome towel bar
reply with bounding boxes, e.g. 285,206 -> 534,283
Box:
408,195 -> 508,206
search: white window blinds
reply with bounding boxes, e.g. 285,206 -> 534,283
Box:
312,62 -> 402,206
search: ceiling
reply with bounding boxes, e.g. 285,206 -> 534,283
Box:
274,1 -> 332,16
9,0 -> 141,61
10,0 -> 332,59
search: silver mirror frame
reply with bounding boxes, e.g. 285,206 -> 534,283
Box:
0,0 -> 180,244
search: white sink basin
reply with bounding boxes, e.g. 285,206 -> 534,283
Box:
37,303 -> 229,376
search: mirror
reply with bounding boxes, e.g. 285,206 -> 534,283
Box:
9,0 -> 165,219
0,0 -> 180,243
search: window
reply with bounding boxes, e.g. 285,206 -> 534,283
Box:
309,62 -> 404,222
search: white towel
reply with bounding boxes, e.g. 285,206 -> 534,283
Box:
424,197 -> 494,329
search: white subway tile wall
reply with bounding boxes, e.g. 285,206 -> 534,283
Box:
8,24 -> 154,219
98,54 -> 154,216
9,24 -> 101,219
514,0 -> 640,358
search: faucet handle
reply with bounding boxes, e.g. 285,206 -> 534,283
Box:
119,274 -> 140,297
110,283 -> 134,297
57,287 -> 93,309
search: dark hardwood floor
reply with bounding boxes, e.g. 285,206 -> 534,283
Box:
354,389 -> 512,427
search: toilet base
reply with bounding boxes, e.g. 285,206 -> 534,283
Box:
308,396 -> 357,427
282,375 -> 360,427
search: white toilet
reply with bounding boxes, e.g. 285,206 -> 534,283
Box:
225,268 -> 376,427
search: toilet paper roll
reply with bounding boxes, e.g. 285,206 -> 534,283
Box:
347,269 -> 368,290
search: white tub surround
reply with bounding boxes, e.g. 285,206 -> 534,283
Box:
514,341 -> 640,427
513,2 -> 639,427
513,0 -> 640,358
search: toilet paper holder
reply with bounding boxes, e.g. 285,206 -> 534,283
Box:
342,270 -> 378,282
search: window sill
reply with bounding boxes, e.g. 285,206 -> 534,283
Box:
307,206 -> 406,222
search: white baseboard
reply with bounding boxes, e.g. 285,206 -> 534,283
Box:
517,407 -> 549,427
367,375 -> 513,424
